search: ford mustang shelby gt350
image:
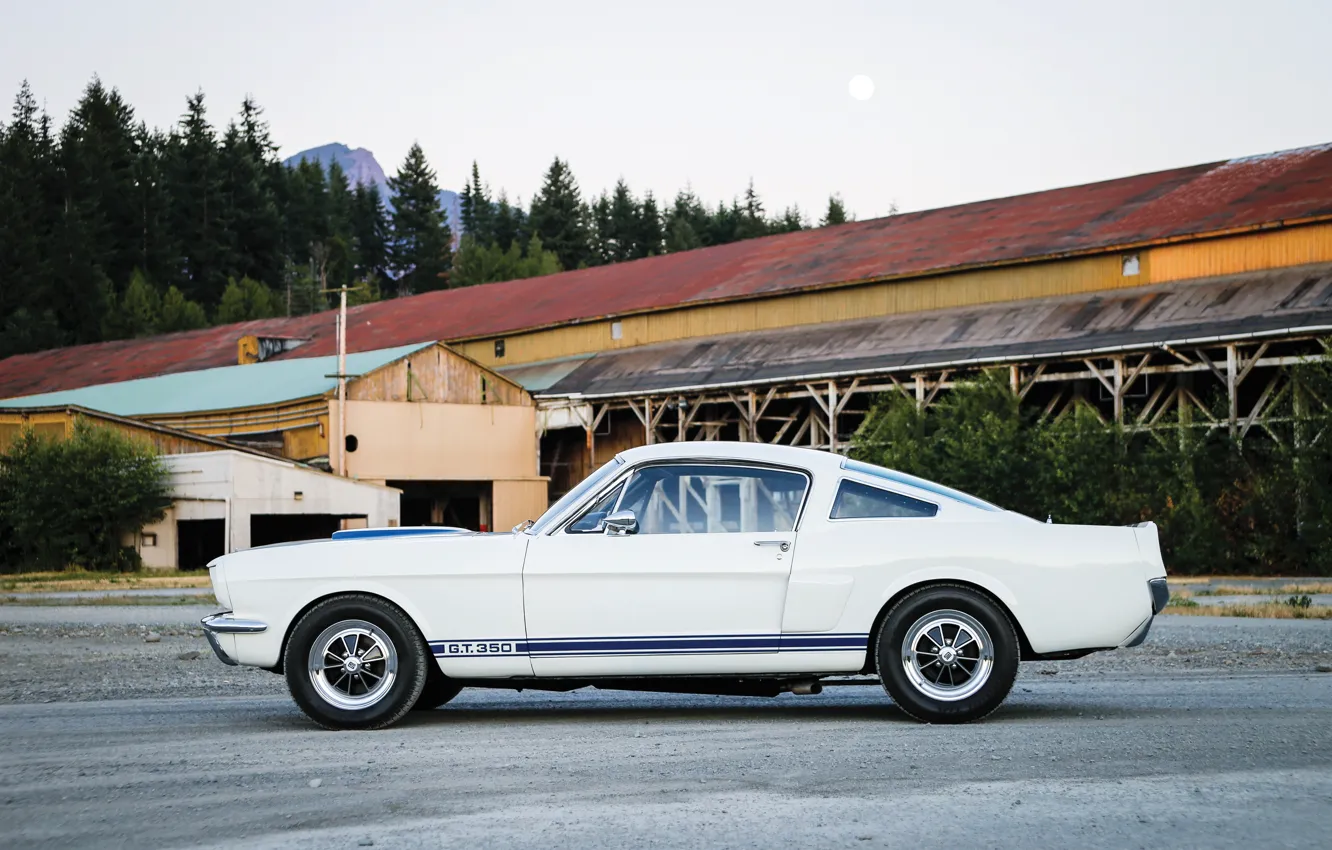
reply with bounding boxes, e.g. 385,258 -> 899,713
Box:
202,442 -> 1168,729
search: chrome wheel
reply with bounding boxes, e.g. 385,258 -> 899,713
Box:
307,619 -> 398,710
901,609 -> 994,702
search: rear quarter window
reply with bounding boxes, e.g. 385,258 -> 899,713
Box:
831,479 -> 938,519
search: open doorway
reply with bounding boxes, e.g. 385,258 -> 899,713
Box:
250,514 -> 363,548
178,519 -> 225,570
389,481 -> 493,531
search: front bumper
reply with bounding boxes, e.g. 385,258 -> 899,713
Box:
201,613 -> 268,666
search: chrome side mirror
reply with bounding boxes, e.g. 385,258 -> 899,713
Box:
602,509 -> 638,536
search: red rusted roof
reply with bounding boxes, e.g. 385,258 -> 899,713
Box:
3,143 -> 1331,400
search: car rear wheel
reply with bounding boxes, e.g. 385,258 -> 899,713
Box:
284,594 -> 429,730
875,584 -> 1019,724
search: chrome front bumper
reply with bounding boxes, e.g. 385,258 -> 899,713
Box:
201,613 -> 268,666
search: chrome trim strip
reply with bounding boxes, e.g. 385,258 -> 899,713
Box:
201,613 -> 268,634
203,629 -> 239,666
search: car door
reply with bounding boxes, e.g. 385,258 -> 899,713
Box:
521,461 -> 811,677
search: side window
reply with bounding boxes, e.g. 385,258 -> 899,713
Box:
566,484 -> 624,533
832,479 -> 938,519
617,464 -> 808,534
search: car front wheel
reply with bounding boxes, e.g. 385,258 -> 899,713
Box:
875,584 -> 1019,723
284,594 -> 429,730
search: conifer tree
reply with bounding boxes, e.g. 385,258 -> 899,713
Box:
820,194 -> 849,227
219,97 -> 283,288
638,191 -> 663,258
388,142 -> 452,294
607,179 -> 641,263
216,276 -> 280,323
529,157 -> 591,270
166,92 -> 231,306
0,82 -> 63,355
349,183 -> 390,290
491,190 -> 526,250
158,285 -> 208,332
459,161 -> 493,246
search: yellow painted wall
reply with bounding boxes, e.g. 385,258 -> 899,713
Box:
336,400 -> 538,481
493,478 -> 550,531
455,222 -> 1332,369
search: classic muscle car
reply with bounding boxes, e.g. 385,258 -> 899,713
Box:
202,442 -> 1168,729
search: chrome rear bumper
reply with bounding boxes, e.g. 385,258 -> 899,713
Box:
201,613 -> 268,666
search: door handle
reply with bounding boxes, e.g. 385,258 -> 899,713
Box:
754,540 -> 790,552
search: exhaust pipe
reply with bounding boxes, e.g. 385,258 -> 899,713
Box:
786,680 -> 823,695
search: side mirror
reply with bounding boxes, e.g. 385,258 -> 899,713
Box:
602,509 -> 638,536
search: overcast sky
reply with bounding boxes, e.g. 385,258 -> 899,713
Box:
4,1 -> 1331,220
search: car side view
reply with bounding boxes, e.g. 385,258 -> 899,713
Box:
202,442 -> 1169,729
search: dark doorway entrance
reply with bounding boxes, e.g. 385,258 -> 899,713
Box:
250,514 -> 359,548
389,481 -> 493,531
178,519 -> 225,570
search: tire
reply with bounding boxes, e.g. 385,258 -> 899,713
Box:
875,584 -> 1019,724
412,664 -> 464,711
284,594 -> 429,730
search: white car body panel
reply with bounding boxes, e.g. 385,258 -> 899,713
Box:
207,442 -> 1166,681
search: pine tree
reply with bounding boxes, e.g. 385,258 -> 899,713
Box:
388,142 -> 452,295
771,205 -> 806,234
637,191 -> 663,258
216,276 -> 280,323
459,161 -> 493,246
820,194 -> 849,227
323,160 -> 354,289
158,285 -> 208,332
733,180 -> 769,241
607,179 -> 641,263
590,191 -> 613,265
491,190 -> 526,250
0,81 -> 64,356
102,269 -> 162,339
218,97 -> 283,288
528,157 -> 591,270
664,189 -> 707,253
59,77 -> 142,295
166,92 -> 231,306
349,183 -> 390,291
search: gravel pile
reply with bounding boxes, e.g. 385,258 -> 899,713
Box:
0,611 -> 1328,706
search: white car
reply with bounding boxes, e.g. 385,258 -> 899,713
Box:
202,442 -> 1168,729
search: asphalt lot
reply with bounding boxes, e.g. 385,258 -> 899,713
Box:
1,610 -> 1331,849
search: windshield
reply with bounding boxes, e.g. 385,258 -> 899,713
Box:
528,456 -> 625,535
841,458 -> 1003,512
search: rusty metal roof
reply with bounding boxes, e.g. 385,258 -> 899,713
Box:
537,263 -> 1332,398
3,143 -> 1332,400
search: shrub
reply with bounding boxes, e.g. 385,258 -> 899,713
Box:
850,363 -> 1332,577
0,420 -> 171,572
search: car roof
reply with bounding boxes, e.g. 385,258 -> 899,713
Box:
616,441 -> 846,472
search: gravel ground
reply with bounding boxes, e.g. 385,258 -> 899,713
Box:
2,610 -> 1330,705
2,608 -> 1331,848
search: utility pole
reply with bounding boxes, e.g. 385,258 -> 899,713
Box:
322,271 -> 367,477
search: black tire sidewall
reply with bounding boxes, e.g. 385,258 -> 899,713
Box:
876,585 -> 1019,723
284,595 -> 428,730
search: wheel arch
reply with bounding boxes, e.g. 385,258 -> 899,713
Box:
861,578 -> 1037,675
266,588 -> 433,675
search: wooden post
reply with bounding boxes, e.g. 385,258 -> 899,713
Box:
1112,357 -> 1124,425
1226,344 -> 1238,437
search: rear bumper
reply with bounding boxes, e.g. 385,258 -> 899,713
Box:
1122,579 -> 1171,648
201,613 -> 268,666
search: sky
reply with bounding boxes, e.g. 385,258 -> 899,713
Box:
4,0 -> 1332,221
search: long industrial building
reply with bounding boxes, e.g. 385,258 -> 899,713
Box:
3,142 -> 1331,559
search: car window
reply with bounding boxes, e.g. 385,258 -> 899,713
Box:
617,464 -> 808,534
566,484 -> 624,533
831,479 -> 938,519
530,456 -> 624,534
841,458 -> 1002,512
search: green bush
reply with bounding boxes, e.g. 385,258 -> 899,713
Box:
0,420 -> 172,572
851,363 -> 1332,577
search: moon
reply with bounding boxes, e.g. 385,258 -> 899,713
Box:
848,75 -> 875,101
